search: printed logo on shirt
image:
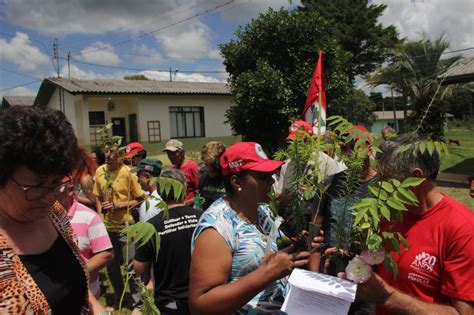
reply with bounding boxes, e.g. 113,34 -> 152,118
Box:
410,252 -> 437,273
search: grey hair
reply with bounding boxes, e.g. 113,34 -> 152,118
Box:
160,169 -> 187,201
160,169 -> 187,189
377,134 -> 440,181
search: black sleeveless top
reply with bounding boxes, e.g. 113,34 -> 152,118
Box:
19,236 -> 87,315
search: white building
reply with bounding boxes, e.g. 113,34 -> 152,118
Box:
34,78 -> 233,146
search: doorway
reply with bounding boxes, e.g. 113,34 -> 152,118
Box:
128,114 -> 138,142
111,117 -> 126,142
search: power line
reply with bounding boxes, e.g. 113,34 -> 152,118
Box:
62,57 -> 227,73
72,0 -> 236,57
0,79 -> 42,92
0,67 -> 43,81
60,0 -> 215,50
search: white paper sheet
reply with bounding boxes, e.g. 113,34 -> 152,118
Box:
281,268 -> 357,315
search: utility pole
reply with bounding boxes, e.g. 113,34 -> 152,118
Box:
53,38 -> 60,78
169,67 -> 172,82
391,88 -> 397,132
67,51 -> 71,79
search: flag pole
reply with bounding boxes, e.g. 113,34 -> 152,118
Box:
317,87 -> 322,136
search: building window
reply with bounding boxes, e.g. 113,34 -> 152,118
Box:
169,107 -> 205,138
147,121 -> 161,143
89,111 -> 105,147
89,111 -> 105,125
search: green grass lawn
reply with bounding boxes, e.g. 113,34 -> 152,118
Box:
440,129 -> 474,175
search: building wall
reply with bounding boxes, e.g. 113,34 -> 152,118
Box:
138,94 -> 233,142
48,88 -> 233,145
47,88 -> 78,136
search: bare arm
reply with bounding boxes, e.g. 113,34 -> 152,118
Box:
133,259 -> 152,285
189,228 -> 309,315
87,289 -> 106,314
79,175 -> 96,208
358,272 -> 474,315
86,249 -> 113,274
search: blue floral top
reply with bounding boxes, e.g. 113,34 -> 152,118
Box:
191,198 -> 287,314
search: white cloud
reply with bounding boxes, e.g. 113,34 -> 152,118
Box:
156,22 -> 219,62
131,44 -> 163,65
0,86 -> 37,100
375,0 -> 474,53
140,70 -> 223,82
58,64 -> 118,80
0,32 -> 50,71
76,41 -> 121,66
219,0 -> 291,22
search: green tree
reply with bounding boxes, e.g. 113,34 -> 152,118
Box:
367,35 -> 461,140
221,8 -> 352,152
124,74 -> 149,80
300,0 -> 400,82
442,88 -> 474,119
330,89 -> 376,126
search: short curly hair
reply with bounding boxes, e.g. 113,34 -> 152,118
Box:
0,106 -> 81,188
201,141 -> 226,163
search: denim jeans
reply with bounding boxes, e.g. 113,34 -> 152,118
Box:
107,231 -> 143,309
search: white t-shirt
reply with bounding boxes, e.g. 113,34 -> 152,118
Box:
138,190 -> 163,222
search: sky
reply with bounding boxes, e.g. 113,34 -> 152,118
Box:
1,0 -> 473,98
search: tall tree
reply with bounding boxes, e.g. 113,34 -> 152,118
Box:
221,8 -> 352,152
367,35 -> 461,140
300,0 -> 400,82
330,89 -> 377,126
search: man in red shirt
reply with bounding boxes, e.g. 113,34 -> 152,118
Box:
355,134 -> 474,314
163,139 -> 198,206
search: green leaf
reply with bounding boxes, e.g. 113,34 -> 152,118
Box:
382,231 -> 394,239
418,141 -> 427,154
427,141 -> 435,155
400,177 -> 425,188
381,181 -> 394,193
121,222 -> 161,261
387,197 -> 407,211
368,206 -> 379,227
441,142 -> 450,156
361,222 -> 371,229
368,233 -> 382,250
384,254 -> 399,279
369,186 -> 388,200
145,200 -> 150,211
397,187 -> 418,204
380,205 -> 391,220
397,233 -> 409,250
395,144 -> 412,154
353,207 -> 369,226
303,187 -> 316,200
353,198 -> 375,209
434,141 -> 443,156
392,179 -> 401,187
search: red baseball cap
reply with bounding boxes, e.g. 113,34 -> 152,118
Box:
220,142 -> 284,175
124,142 -> 145,159
287,120 -> 312,140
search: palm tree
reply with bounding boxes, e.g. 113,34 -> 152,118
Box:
366,34 -> 461,139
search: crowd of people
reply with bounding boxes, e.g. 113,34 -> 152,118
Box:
0,105 -> 472,315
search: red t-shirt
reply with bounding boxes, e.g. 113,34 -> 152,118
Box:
174,159 -> 198,202
377,195 -> 474,314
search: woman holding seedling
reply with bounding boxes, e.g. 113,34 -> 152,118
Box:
189,142 -> 314,314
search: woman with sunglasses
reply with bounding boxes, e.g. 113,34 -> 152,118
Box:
0,106 -> 105,314
189,142 -> 312,314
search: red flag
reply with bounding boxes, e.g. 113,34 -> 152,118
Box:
303,50 -> 326,134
